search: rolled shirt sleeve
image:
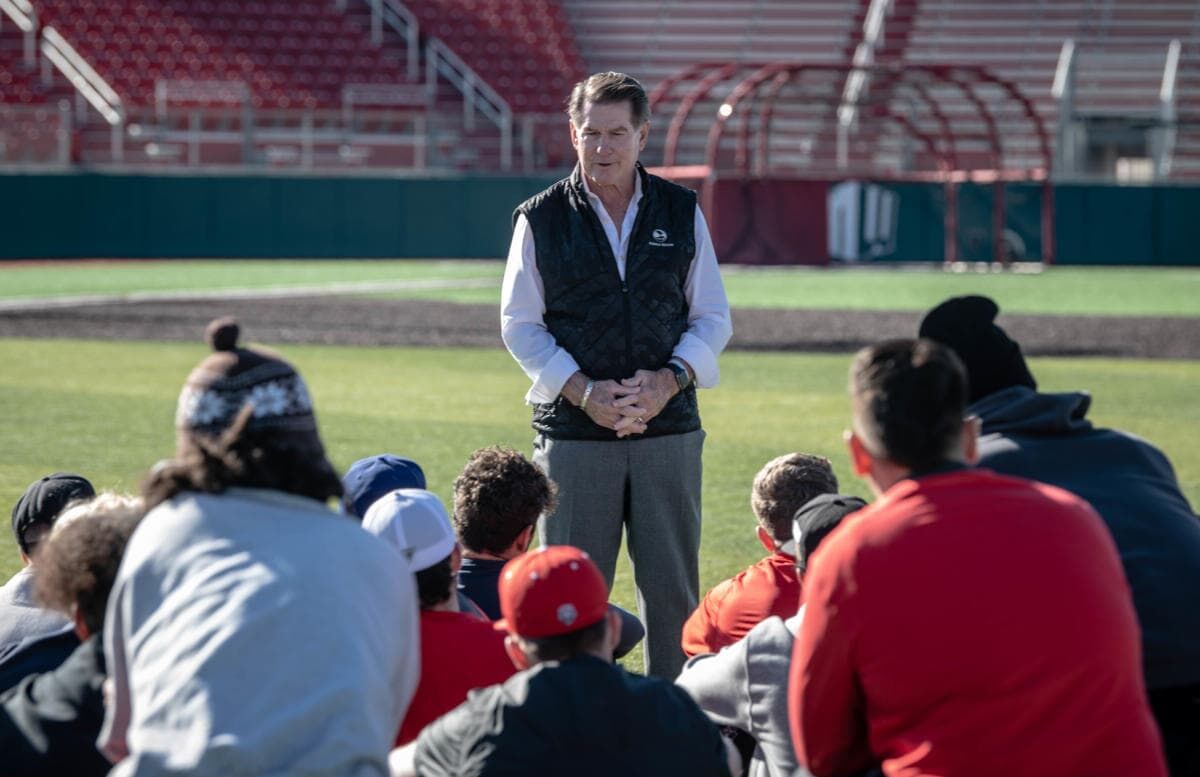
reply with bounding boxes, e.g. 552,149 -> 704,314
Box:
500,214 -> 582,405
673,206 -> 732,389
500,204 -> 732,404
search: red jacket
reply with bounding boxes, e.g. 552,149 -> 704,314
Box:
397,609 -> 516,746
682,551 -> 800,657
789,469 -> 1166,777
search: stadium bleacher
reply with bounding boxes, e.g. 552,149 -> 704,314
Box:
0,0 -> 1197,177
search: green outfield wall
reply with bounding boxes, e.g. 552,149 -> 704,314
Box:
0,172 -> 559,260
0,172 -> 1198,265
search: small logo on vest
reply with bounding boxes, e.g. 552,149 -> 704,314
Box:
649,228 -> 674,248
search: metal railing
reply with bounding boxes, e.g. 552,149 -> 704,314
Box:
116,104 -> 429,170
39,25 -> 125,161
837,0 -> 895,167
425,37 -> 512,169
1053,38 -> 1184,180
0,0 -> 37,66
346,0 -> 514,169
337,0 -> 421,81
1157,39 -> 1180,178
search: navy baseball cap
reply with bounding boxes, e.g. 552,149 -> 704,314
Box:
11,472 -> 96,554
341,454 -> 427,519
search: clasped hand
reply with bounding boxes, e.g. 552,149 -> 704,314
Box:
582,369 -> 677,438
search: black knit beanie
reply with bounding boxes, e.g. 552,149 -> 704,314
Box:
918,295 -> 1037,404
175,317 -> 321,446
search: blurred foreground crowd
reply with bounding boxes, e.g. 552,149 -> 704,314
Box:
1,296 -> 1197,777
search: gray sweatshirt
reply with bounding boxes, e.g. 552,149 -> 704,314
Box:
676,612 -> 811,777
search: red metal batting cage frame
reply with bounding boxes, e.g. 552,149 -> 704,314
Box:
647,62 -> 1055,265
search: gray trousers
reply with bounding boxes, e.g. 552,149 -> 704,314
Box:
533,429 -> 704,679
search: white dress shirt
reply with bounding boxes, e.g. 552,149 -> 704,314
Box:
501,173 -> 733,404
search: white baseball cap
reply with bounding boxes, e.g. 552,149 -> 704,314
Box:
362,488 -> 456,571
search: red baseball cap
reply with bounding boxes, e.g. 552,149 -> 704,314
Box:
496,546 -> 609,639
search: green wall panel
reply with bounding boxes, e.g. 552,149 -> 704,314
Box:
2,172 -> 1198,265
0,172 -> 560,259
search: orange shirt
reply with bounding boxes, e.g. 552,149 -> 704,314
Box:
789,469 -> 1167,777
681,551 -> 800,657
397,609 -> 517,746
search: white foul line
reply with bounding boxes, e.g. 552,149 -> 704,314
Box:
0,277 -> 499,312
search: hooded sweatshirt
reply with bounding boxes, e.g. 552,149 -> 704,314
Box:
972,385 -> 1200,690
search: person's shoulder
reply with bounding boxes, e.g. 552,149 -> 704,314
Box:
426,609 -> 505,642
415,684 -> 504,774
645,169 -> 696,196
699,572 -> 741,611
516,175 -> 575,216
744,613 -> 795,649
710,556 -> 789,611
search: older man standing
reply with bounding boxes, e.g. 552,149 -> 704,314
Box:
501,71 -> 732,678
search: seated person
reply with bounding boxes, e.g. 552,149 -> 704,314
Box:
789,339 -> 1166,777
0,473 -> 94,648
920,295 -> 1200,776
391,546 -> 738,777
362,488 -> 517,745
100,318 -> 419,774
452,446 -> 644,658
682,453 -> 837,657
342,453 -> 485,618
341,453 -> 426,519
0,493 -> 143,777
678,493 -> 866,777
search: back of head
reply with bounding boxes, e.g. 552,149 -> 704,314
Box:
363,489 -> 457,609
918,295 -> 1037,404
341,454 -> 427,519
498,546 -> 610,664
143,317 -> 342,509
567,71 -> 649,127
11,472 -> 95,557
751,453 -> 838,543
850,338 -> 969,471
34,492 -> 144,635
453,447 -> 556,555
792,494 -> 868,575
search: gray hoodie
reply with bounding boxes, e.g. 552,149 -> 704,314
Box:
972,386 -> 1200,690
676,613 -> 811,777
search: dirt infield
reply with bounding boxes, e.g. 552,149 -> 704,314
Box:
0,296 -> 1197,359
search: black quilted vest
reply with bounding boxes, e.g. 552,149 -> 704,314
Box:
515,164 -> 701,441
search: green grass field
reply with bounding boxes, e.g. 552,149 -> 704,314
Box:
1,261 -> 1197,670
2,340 -> 1197,652
3,260 -> 1199,315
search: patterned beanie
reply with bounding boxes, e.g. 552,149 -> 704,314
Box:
175,317 -> 319,443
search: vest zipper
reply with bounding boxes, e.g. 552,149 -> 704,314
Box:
621,281 -> 633,374
622,167 -> 651,375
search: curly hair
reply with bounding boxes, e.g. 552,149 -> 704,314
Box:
751,453 -> 838,541
142,405 -> 343,510
453,446 -> 557,555
35,493 -> 144,635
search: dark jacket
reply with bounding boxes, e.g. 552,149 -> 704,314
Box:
972,386 -> 1200,690
415,654 -> 729,776
0,627 -> 80,697
0,634 -> 109,776
515,164 -> 700,441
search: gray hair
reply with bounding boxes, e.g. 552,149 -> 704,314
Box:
566,72 -> 650,127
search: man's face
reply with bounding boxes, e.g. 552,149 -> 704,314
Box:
570,100 -> 648,189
